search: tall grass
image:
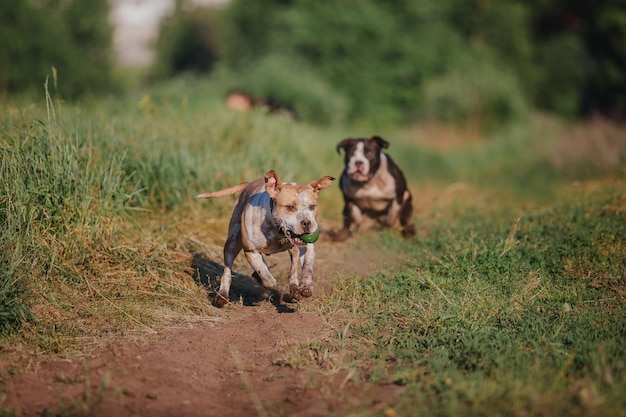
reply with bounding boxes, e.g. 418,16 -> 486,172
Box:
0,78 -> 345,342
0,90 -> 132,337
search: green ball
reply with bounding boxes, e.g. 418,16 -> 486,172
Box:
300,229 -> 320,243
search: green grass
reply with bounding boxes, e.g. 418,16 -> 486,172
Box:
1,77 -> 625,416
311,181 -> 625,416
0,79 -> 346,347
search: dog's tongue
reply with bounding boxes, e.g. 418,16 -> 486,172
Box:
284,230 -> 308,246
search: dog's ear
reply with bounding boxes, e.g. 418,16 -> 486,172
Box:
309,176 -> 335,192
371,135 -> 389,149
336,138 -> 355,154
264,170 -> 283,199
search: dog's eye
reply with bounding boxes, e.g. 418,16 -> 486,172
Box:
285,204 -> 297,212
308,205 -> 317,211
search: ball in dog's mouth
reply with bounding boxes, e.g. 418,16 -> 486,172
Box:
300,229 -> 320,243
285,229 -> 319,245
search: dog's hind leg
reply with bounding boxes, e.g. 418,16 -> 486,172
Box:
215,266 -> 233,307
343,201 -> 366,233
214,231 -> 243,307
244,251 -> 277,290
384,200 -> 401,228
399,190 -> 416,238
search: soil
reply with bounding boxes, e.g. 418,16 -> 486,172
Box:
0,230 -> 406,417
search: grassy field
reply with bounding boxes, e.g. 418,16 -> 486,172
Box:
1,78 -> 625,416
314,181 -> 625,416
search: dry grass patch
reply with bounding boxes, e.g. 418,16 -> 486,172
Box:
550,116 -> 626,178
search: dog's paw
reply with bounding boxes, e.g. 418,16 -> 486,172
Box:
289,284 -> 302,300
298,285 -> 313,298
213,292 -> 229,308
402,224 -> 416,238
288,284 -> 312,299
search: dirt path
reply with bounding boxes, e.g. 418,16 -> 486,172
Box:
1,233 -> 405,417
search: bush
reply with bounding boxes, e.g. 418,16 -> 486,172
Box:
151,3 -> 221,80
449,0 -> 534,90
220,54 -> 350,125
218,0 -> 531,126
273,0 -> 464,124
420,49 -> 529,129
219,0 -> 289,69
534,33 -> 586,118
0,0 -> 116,98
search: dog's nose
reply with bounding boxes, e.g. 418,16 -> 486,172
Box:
301,219 -> 311,231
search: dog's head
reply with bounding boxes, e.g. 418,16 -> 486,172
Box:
264,170 -> 335,246
336,135 -> 389,182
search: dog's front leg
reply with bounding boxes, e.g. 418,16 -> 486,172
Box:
288,246 -> 314,299
342,202 -> 355,232
333,201 -> 363,241
244,251 -> 277,289
287,245 -> 301,299
298,245 -> 315,298
345,201 -> 365,232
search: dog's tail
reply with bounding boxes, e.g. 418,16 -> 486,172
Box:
196,182 -> 249,199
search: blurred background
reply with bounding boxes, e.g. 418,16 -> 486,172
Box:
1,0 -> 625,128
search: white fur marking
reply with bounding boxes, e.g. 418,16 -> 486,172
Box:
347,142 -> 370,177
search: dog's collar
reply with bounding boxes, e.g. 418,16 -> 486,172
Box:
269,199 -> 287,237
269,198 -> 276,215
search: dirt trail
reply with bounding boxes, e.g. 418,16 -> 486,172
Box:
1,233 -> 405,417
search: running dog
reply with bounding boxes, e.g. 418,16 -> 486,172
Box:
335,135 -> 415,239
197,170 -> 334,307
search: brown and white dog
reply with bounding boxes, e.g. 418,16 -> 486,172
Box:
197,170 -> 334,307
335,135 -> 415,239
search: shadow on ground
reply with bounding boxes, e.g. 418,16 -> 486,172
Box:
190,253 -> 298,313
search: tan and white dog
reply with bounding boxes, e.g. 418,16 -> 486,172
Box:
197,170 -> 334,307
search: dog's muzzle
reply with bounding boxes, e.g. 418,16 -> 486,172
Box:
349,172 -> 372,182
347,161 -> 371,182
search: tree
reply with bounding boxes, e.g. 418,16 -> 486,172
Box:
151,1 -> 221,79
0,0 -> 115,98
528,0 -> 626,117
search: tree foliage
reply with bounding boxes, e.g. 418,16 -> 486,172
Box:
214,0 -> 626,123
216,0 -> 533,125
151,1 -> 221,80
0,0 -> 115,98
6,0 -> 624,120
